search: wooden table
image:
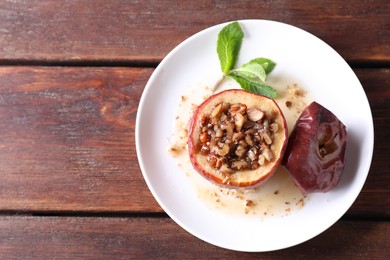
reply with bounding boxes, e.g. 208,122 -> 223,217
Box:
0,1 -> 388,258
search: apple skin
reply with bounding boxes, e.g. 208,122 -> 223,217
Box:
187,89 -> 288,188
282,101 -> 347,195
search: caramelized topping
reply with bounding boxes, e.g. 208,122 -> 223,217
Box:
198,102 -> 279,173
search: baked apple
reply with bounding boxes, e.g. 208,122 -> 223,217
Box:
282,101 -> 347,195
188,89 -> 288,188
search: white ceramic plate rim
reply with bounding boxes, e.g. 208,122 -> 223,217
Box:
136,20 -> 374,252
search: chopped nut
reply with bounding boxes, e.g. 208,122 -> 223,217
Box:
200,132 -> 209,143
247,108 -> 264,122
247,148 -> 257,161
210,103 -> 222,119
234,113 -> 246,132
245,135 -> 254,146
215,128 -> 223,138
197,102 -> 278,172
261,132 -> 273,145
262,148 -> 274,161
258,154 -> 265,165
221,122 -> 234,138
220,112 -> 227,122
232,132 -> 244,142
235,145 -> 247,157
238,139 -> 248,148
217,143 -> 230,156
229,103 -> 247,115
207,154 -> 224,168
263,119 -> 270,133
200,145 -> 209,154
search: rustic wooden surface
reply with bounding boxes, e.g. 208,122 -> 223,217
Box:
0,0 -> 388,64
0,217 -> 388,259
0,0 -> 389,258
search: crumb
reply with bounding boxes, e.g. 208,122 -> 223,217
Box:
285,201 -> 290,205
245,200 -> 255,214
181,95 -> 187,102
274,190 -> 279,195
296,198 -> 305,208
245,200 -> 255,207
285,208 -> 291,212
288,84 -> 304,96
168,145 -> 183,157
285,100 -> 292,108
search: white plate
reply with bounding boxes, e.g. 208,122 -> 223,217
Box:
135,20 -> 374,252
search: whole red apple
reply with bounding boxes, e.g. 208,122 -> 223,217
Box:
188,89 -> 288,188
282,101 -> 347,195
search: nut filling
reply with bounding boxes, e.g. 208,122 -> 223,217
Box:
197,102 -> 279,174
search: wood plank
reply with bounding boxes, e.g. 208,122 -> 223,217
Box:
346,68 -> 390,217
0,66 -> 160,212
0,0 -> 388,64
0,67 -> 388,216
0,216 -> 388,258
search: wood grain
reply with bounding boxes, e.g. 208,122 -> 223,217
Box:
0,67 -> 160,212
0,216 -> 388,258
0,1 -> 388,258
0,66 -> 388,217
0,0 -> 388,64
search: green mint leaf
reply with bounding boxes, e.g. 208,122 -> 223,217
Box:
229,74 -> 277,98
228,74 -> 251,89
235,62 -> 267,82
217,21 -> 244,74
228,69 -> 265,86
247,58 -> 276,74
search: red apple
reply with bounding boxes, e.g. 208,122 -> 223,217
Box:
282,101 -> 347,195
188,89 -> 288,188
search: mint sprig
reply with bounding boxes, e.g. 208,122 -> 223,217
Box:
215,22 -> 277,98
